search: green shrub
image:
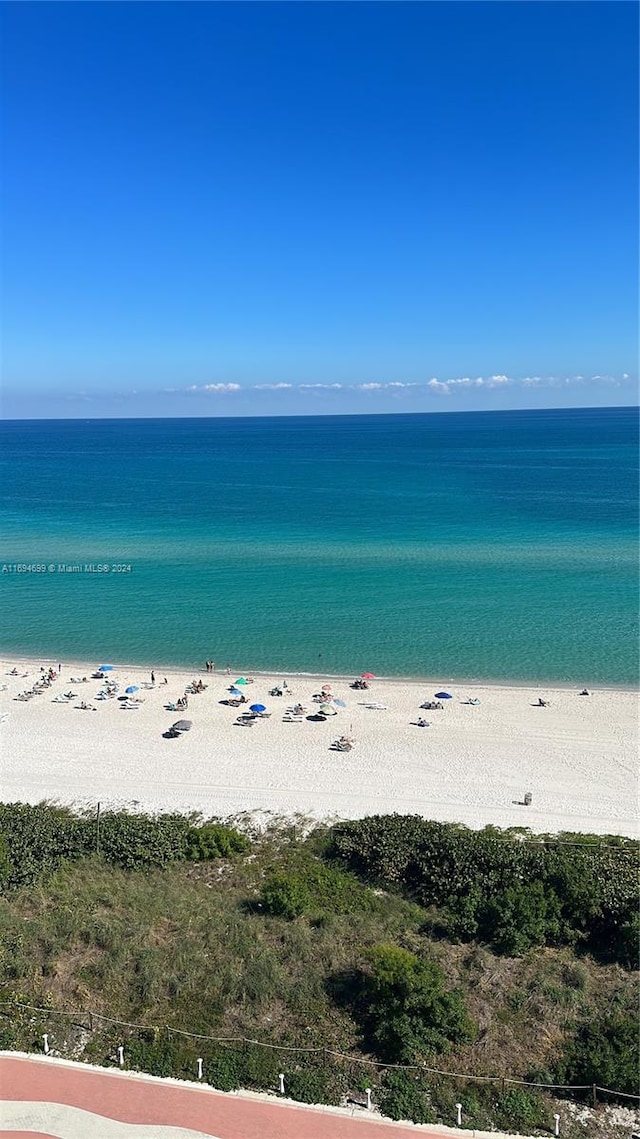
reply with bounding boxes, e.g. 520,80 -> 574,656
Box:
205,1046 -> 243,1092
185,822 -> 249,860
261,860 -> 374,919
377,1070 -> 435,1124
240,1044 -> 280,1091
478,881 -> 562,955
125,1030 -> 182,1078
361,944 -> 475,1062
557,1009 -> 639,1095
330,815 -> 639,965
492,1087 -> 549,1131
285,1066 -> 342,1106
0,804 -> 250,889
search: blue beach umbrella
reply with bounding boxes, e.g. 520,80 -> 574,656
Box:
125,685 -> 139,694
250,704 -> 266,713
333,698 -> 347,708
99,664 -> 114,672
435,691 -> 453,699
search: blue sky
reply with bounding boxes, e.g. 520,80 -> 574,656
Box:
2,1 -> 637,418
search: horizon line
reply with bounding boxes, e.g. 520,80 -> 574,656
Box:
1,404 -> 638,425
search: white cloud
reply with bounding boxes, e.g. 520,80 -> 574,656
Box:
160,372 -> 632,400
298,383 -> 344,390
427,379 -> 451,395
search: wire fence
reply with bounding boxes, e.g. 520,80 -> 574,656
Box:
2,998 -> 638,1106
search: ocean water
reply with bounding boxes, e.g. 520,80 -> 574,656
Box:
0,408 -> 637,684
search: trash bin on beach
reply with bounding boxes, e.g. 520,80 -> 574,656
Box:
524,792 -> 532,806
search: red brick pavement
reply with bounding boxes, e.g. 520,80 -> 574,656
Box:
0,1055 -> 458,1138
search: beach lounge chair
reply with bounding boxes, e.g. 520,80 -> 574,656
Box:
333,735 -> 355,751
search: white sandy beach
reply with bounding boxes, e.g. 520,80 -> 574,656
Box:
0,656 -> 637,837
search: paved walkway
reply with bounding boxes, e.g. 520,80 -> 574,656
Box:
0,1054 -> 508,1139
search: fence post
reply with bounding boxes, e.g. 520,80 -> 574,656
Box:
278,1073 -> 285,1094
592,1084 -> 597,1109
42,1033 -> 50,1054
365,1088 -> 372,1110
117,1045 -> 124,1067
197,1058 -> 203,1080
455,1102 -> 462,1127
553,1113 -> 560,1136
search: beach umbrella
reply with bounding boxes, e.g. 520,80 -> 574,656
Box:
99,664 -> 114,672
234,678 -> 248,685
250,704 -> 266,713
319,703 -> 336,715
435,691 -> 453,699
172,720 -> 192,732
361,672 -> 375,679
125,685 -> 139,694
333,698 -> 347,708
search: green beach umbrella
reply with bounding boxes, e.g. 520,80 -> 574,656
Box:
234,678 -> 248,685
319,703 -> 337,715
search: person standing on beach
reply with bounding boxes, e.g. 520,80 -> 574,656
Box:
151,671 -> 155,684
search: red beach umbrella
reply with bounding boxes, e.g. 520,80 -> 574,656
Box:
361,672 -> 376,679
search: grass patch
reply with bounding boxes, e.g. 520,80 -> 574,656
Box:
0,811 -> 637,1138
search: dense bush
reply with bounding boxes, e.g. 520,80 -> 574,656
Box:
359,943 -> 475,1062
478,880 -> 562,955
330,815 -> 639,963
377,1070 -> 435,1124
491,1087 -> 549,1131
285,1066 -> 343,1106
555,1008 -> 639,1095
0,803 -> 249,889
185,822 -> 249,860
261,859 -> 375,919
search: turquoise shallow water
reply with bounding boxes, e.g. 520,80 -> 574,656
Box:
1,408 -> 637,683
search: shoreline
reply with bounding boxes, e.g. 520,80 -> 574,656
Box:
1,651 -> 637,695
